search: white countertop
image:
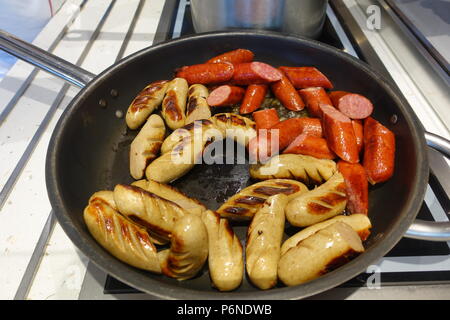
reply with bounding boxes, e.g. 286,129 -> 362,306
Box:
0,0 -> 449,300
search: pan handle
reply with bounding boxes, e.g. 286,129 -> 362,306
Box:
405,131 -> 450,241
0,29 -> 95,88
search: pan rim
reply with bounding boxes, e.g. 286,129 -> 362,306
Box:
45,30 -> 428,300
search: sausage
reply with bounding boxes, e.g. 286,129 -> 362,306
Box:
161,78 -> 188,130
278,221 -> 364,286
83,196 -> 161,273
363,117 -> 396,185
337,160 -> 369,215
280,214 -> 372,256
320,104 -> 359,163
295,117 -> 323,138
88,190 -> 117,209
285,172 -> 347,227
113,184 -> 188,242
246,194 -> 287,290
249,154 -> 338,186
206,48 -> 254,64
201,210 -> 243,291
252,108 -> 279,130
279,66 -> 333,89
352,119 -> 364,154
158,214 -> 208,280
298,87 -> 333,118
185,84 -> 211,124
161,119 -> 217,154
329,91 -> 374,120
239,84 -> 268,114
126,80 -> 169,130
231,62 -> 283,85
216,179 -> 307,221
248,118 -> 312,161
283,133 -> 336,160
210,113 -> 257,146
131,179 -> 206,216
129,114 -> 166,180
207,85 -> 246,107
175,62 -> 234,85
270,74 -> 305,111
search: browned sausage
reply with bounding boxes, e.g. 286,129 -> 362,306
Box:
231,62 -> 283,85
352,119 -> 364,154
298,87 -> 333,118
270,74 -> 305,111
283,133 -> 336,160
337,160 -> 369,215
206,48 -> 254,64
363,117 -> 395,185
207,85 -> 246,107
176,62 -> 234,85
320,104 -> 359,164
279,66 -> 333,89
239,84 -> 268,114
329,91 -> 374,120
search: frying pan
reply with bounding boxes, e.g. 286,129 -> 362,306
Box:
1,30 -> 450,300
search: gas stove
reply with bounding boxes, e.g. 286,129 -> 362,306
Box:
77,0 -> 450,299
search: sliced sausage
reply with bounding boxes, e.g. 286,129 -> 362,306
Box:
231,62 -> 283,85
337,160 -> 369,215
176,62 -> 234,85
363,117 -> 396,185
283,133 -> 336,160
207,85 -> 246,107
252,108 -> 280,130
352,119 -> 364,154
246,194 -> 287,290
320,104 -> 359,163
126,80 -> 169,130
298,87 -> 333,118
285,172 -> 347,227
278,221 -> 364,286
270,74 -> 305,111
279,66 -> 333,89
239,84 -> 268,114
329,91 -> 374,119
206,48 -> 254,64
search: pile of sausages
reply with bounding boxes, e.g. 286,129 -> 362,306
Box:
82,48 -> 396,292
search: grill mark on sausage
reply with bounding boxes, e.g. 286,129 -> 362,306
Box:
128,214 -> 170,239
307,202 -> 332,215
164,91 -> 182,121
234,196 -> 266,205
315,190 -> 347,207
186,96 -> 199,115
223,206 -> 250,215
321,249 -> 359,274
253,185 -> 299,196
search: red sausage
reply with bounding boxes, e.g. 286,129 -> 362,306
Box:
283,133 -> 336,160
176,63 -> 234,85
320,104 -> 359,163
207,85 -> 246,107
352,119 -> 364,154
337,161 -> 369,215
279,66 -> 333,89
206,48 -> 254,65
270,74 -> 305,111
253,108 -> 279,130
295,117 -> 323,138
231,62 -> 283,85
329,91 -> 374,120
363,117 -> 395,185
249,118 -> 308,161
298,87 -> 333,118
240,84 -> 268,114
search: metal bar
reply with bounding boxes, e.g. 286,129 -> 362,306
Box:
152,0 -> 179,44
326,4 -> 359,58
13,212 -> 57,300
171,0 -> 188,39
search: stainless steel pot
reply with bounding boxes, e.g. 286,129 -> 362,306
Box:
190,0 -> 329,39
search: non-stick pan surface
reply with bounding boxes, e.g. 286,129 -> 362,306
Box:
46,31 -> 428,299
